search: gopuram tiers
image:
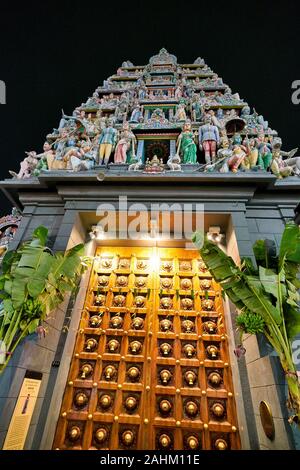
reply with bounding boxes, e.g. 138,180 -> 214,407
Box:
5,48 -> 300,180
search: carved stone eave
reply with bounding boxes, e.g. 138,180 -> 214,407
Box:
1,171 -> 300,210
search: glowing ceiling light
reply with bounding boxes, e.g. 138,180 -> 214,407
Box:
149,254 -> 160,272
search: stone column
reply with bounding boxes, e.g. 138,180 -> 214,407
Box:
136,140 -> 145,162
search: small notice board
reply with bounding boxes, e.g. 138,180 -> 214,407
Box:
2,370 -> 43,450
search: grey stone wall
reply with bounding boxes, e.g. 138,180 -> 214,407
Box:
241,205 -> 297,449
0,177 -> 299,450
0,205 -> 84,449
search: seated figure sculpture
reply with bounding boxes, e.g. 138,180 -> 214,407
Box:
9,151 -> 39,179
270,138 -> 300,177
256,133 -> 273,170
175,103 -> 187,121
167,153 -> 182,171
9,141 -> 54,178
67,142 -> 97,172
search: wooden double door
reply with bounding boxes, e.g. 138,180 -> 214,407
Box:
53,246 -> 241,450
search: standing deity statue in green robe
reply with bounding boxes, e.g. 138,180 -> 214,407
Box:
176,121 -> 198,164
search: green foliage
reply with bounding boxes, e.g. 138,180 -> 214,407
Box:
0,226 -> 90,373
279,222 -> 300,266
192,221 -> 300,426
253,239 -> 277,269
236,311 -> 265,334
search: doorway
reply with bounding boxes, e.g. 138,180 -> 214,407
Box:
53,245 -> 240,450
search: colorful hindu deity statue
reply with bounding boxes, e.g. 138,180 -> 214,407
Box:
270,138 -> 300,178
98,118 -> 118,165
241,137 -> 259,169
198,115 -> 220,164
256,133 -> 273,170
175,103 -> 187,121
114,121 -> 136,164
129,104 -> 143,123
176,121 -> 198,164
191,94 -> 203,122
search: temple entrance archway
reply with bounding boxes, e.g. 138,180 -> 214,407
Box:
53,244 -> 241,450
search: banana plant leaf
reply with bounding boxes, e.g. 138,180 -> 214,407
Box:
32,225 -> 48,246
193,236 -> 282,325
279,221 -> 300,267
193,223 -> 300,427
253,239 -> 277,269
49,244 -> 84,281
284,305 -> 300,338
9,242 -> 54,308
0,226 -> 90,375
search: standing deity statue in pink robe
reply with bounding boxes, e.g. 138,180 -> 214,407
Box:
114,122 -> 137,164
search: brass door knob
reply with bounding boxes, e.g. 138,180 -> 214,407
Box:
160,342 -> 172,356
99,394 -> 112,409
80,363 -> 93,379
159,434 -> 171,448
131,317 -> 144,330
200,279 -> 211,290
98,275 -> 109,286
215,438 -> 228,450
95,427 -> 108,444
129,340 -> 142,354
135,296 -> 146,307
198,260 -> 208,272
85,338 -> 98,351
159,399 -> 172,414
89,315 -> 102,328
102,259 -> 112,269
161,261 -> 173,272
182,319 -> 194,333
119,259 -> 130,269
135,277 -> 146,287
74,391 -> 89,408
137,260 -> 147,270
201,299 -> 214,311
203,321 -> 217,334
185,400 -> 198,417
68,426 -> 81,442
116,275 -> 128,286
94,294 -> 106,306
110,316 -> 123,329
186,435 -> 199,450
124,396 -> 138,411
206,345 -> 219,359
127,367 -> 140,381
180,278 -> 192,290
161,278 -> 172,289
211,402 -> 225,418
181,298 -> 193,310
160,297 -> 173,309
183,344 -> 196,357
180,261 -> 191,271
104,365 -> 117,380
160,369 -> 172,385
184,370 -> 197,386
208,371 -> 222,387
160,319 -> 172,332
114,295 -> 126,307
121,430 -> 134,446
107,339 -> 120,352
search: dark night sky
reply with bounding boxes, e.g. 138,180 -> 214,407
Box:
0,1 -> 300,213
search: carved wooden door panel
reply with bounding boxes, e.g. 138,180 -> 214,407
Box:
149,248 -> 240,450
53,246 -> 240,450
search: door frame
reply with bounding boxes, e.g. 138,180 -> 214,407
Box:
39,236 -> 250,450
